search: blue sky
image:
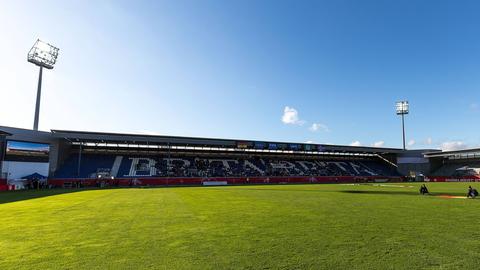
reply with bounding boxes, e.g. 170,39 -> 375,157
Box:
1,0 -> 480,151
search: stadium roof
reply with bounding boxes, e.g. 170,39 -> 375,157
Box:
0,130 -> 12,136
424,148 -> 480,158
51,129 -> 405,154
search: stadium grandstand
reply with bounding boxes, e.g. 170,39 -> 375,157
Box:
0,125 -> 447,189
425,148 -> 480,182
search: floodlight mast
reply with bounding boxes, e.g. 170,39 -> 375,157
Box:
27,39 -> 59,130
395,101 -> 409,150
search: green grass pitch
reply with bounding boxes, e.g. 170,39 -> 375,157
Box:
1,182 -> 479,269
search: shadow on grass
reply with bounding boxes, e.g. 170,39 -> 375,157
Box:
222,187 -> 335,193
0,186 -> 178,204
219,187 -> 471,198
0,189 -> 87,205
340,190 -> 469,197
341,190 -> 419,196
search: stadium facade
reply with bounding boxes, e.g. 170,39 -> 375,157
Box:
1,125 -> 473,190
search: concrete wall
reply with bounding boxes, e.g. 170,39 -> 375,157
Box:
0,135 -> 6,178
2,161 -> 49,180
396,150 -> 434,176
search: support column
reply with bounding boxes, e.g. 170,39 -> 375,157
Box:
33,66 -> 43,130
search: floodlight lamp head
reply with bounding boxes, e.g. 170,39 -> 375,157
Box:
27,39 -> 59,69
395,101 -> 409,115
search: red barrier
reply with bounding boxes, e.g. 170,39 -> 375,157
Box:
0,179 -> 9,191
425,176 -> 480,182
48,175 -> 402,188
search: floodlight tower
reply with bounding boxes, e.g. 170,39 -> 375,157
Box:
27,39 -> 59,130
395,101 -> 409,150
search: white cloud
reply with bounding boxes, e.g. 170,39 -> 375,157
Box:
440,141 -> 467,151
281,106 -> 305,125
425,137 -> 433,145
305,140 -> 317,144
408,139 -> 415,146
350,141 -> 362,147
309,123 -> 330,132
372,141 -> 385,147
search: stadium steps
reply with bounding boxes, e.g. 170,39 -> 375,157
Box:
110,156 -> 124,178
